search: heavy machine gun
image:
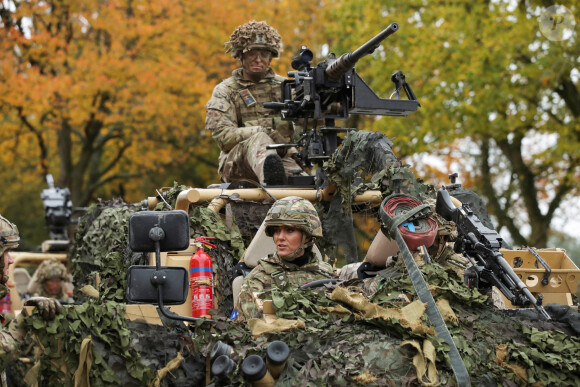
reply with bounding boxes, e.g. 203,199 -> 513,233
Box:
264,23 -> 420,183
41,174 -> 73,241
40,174 -> 86,243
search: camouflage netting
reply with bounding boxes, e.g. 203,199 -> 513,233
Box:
324,130 -> 434,210
304,131 -> 435,264
226,200 -> 270,242
20,300 -> 204,386
15,134 -> 580,386
193,261 -> 580,386
16,191 -> 214,386
69,198 -> 146,304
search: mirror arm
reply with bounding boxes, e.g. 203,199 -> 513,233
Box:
157,284 -> 213,323
151,227 -> 215,323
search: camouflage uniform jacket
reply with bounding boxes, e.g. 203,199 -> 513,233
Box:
0,315 -> 24,371
236,251 -> 334,322
205,68 -> 292,175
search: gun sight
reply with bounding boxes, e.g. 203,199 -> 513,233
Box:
291,45 -> 313,71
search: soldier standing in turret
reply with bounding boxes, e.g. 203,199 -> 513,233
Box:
205,21 -> 303,186
0,215 -> 61,373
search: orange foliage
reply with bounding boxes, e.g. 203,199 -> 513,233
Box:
0,0 -> 323,210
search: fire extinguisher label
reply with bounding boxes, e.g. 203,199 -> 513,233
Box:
189,267 -> 213,273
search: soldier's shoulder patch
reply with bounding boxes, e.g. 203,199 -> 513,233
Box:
239,89 -> 257,107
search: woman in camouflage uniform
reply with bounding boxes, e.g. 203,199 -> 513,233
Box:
0,215 -> 61,372
205,21 -> 302,186
235,197 -> 334,321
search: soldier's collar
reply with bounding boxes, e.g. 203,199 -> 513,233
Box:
268,250 -> 316,268
232,68 -> 276,85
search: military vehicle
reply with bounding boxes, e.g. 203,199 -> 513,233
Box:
13,25 -> 580,387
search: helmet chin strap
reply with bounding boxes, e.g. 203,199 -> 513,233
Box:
280,234 -> 314,262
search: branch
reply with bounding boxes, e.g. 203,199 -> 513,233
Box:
95,129 -> 123,152
16,106 -> 49,177
556,77 -> 580,118
495,136 -> 545,225
79,172 -> 141,206
98,141 -> 132,177
521,94 -> 564,126
478,139 -> 528,245
546,158 -> 579,219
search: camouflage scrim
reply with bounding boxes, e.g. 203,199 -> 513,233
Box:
264,196 -> 323,238
69,199 -> 144,304
225,20 -> 282,58
235,252 -> 334,322
205,68 -> 301,183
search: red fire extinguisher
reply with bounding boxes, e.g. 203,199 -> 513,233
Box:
190,236 -> 217,318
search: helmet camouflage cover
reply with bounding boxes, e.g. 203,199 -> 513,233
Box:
35,259 -> 68,284
225,20 -> 282,58
0,215 -> 19,253
0,214 -> 19,291
265,196 -> 323,238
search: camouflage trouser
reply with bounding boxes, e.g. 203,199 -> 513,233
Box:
221,132 -> 301,184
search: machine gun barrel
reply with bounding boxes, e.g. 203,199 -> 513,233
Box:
326,23 -> 399,80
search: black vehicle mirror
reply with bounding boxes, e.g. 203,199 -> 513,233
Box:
126,265 -> 188,305
128,210 -> 190,252
125,209 -> 214,323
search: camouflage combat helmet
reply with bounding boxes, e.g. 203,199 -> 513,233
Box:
265,196 -> 323,238
0,214 -> 19,293
0,214 -> 19,255
35,259 -> 68,284
225,20 -> 282,58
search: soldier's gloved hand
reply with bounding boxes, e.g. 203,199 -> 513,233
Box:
269,130 -> 289,157
24,297 -> 62,320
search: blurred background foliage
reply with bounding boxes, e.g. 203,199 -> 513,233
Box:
0,0 -> 578,262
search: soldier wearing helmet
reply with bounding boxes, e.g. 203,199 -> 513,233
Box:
205,21 -> 303,186
0,215 -> 62,371
25,259 -> 72,303
235,197 -> 334,321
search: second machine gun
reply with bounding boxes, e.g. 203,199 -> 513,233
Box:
264,22 -> 420,186
436,187 -> 552,320
40,174 -> 86,249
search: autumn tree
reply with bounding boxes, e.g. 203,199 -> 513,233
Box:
0,0 -> 323,247
319,0 -> 579,247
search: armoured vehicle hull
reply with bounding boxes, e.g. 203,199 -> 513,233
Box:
13,174 -> 579,386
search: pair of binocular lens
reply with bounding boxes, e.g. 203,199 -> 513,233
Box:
210,341 -> 235,379
242,340 -> 290,385
209,340 -> 290,385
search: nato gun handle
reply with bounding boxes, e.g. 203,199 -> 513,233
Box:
325,23 -> 399,80
263,102 -> 285,110
435,187 -> 458,223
